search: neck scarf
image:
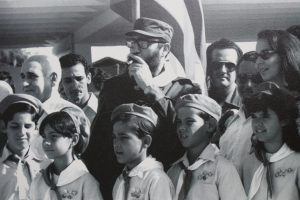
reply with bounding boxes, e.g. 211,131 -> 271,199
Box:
175,154 -> 210,200
248,143 -> 294,200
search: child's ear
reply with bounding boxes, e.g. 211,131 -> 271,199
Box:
206,118 -> 217,134
280,119 -> 289,127
143,135 -> 152,148
50,72 -> 58,87
1,121 -> 7,135
71,134 -> 80,146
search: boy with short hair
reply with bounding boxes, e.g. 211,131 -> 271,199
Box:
167,94 -> 246,200
0,94 -> 43,200
111,103 -> 175,200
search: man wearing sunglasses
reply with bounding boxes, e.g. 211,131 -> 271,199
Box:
206,38 -> 243,114
219,52 -> 264,176
83,17 -> 201,200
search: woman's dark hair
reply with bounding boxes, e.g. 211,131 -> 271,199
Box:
112,113 -> 156,138
245,86 -> 300,151
2,103 -> 39,125
257,30 -> 300,92
39,111 -> 88,157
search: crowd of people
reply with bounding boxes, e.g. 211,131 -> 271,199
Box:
0,16 -> 300,200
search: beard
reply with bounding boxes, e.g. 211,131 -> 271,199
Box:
144,50 -> 162,76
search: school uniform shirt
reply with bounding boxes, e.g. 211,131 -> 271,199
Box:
113,156 -> 175,200
219,107 -> 253,177
0,146 -> 42,200
82,92 -> 98,124
242,144 -> 300,200
167,143 -> 247,200
30,159 -> 103,200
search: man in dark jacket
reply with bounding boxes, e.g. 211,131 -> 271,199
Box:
82,17 -> 201,200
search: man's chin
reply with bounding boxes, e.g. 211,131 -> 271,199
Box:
70,97 -> 81,105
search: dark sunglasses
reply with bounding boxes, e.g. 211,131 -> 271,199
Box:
243,50 -> 278,61
237,74 -> 263,84
125,38 -> 165,49
211,62 -> 236,72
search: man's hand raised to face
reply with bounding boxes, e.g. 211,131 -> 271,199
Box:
128,53 -> 154,91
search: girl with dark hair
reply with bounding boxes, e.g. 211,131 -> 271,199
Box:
30,107 -> 103,200
242,82 -> 300,200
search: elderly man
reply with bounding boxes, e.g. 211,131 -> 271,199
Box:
21,54 -> 79,160
82,17 -> 201,199
206,38 -> 243,113
219,51 -> 264,176
59,53 -> 98,123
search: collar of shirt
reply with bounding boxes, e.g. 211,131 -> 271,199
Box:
83,92 -> 98,114
125,156 -> 163,179
42,91 -> 63,114
152,60 -> 178,88
223,85 -> 241,107
0,145 -> 36,164
56,159 -> 89,186
42,91 -> 79,115
173,144 -> 219,170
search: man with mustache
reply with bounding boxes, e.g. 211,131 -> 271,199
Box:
206,38 -> 243,114
82,17 -> 201,200
59,53 -> 98,123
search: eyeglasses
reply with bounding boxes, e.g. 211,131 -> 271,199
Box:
211,62 -> 236,72
125,38 -> 165,49
243,50 -> 278,61
237,74 -> 263,84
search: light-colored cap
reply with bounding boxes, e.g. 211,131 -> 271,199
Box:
111,103 -> 158,126
175,94 -> 222,121
0,81 -> 13,102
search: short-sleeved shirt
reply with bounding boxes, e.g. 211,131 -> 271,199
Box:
167,144 -> 246,200
30,159 -> 103,200
113,157 -> 175,200
242,149 -> 300,200
0,146 -> 42,200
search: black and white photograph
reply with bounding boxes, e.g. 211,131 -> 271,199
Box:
0,0 -> 300,199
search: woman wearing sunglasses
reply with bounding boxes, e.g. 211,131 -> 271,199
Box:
253,30 -> 300,94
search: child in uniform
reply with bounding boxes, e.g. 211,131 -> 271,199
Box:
111,103 -> 175,200
0,94 -> 43,200
30,107 -> 103,200
167,94 -> 246,200
242,82 -> 300,200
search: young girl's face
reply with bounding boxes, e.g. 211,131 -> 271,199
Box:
5,112 -> 36,155
251,108 -> 283,144
113,121 -> 145,169
176,107 -> 209,149
42,124 -> 73,159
